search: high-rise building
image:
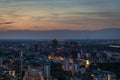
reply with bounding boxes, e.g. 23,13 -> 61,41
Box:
72,60 -> 80,74
77,53 -> 81,60
63,58 -> 69,71
20,50 -> 23,78
0,58 -> 2,67
52,39 -> 58,48
44,62 -> 50,78
69,55 -> 74,72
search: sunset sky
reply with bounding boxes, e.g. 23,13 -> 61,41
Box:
0,0 -> 120,31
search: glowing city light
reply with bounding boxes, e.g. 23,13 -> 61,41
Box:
85,60 -> 90,68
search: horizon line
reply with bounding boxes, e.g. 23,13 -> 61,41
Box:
0,27 -> 120,32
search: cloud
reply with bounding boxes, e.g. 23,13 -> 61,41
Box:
46,12 -> 120,25
0,0 -> 120,30
0,22 -> 14,25
31,16 -> 46,22
64,12 -> 120,18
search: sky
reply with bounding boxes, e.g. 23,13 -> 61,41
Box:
0,0 -> 120,31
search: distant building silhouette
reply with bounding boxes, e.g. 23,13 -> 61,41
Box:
52,39 -> 58,48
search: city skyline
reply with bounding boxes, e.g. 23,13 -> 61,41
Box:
0,0 -> 120,31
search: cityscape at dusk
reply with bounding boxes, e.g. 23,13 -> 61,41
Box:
0,0 -> 120,80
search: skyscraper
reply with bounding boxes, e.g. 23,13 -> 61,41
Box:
72,60 -> 80,74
